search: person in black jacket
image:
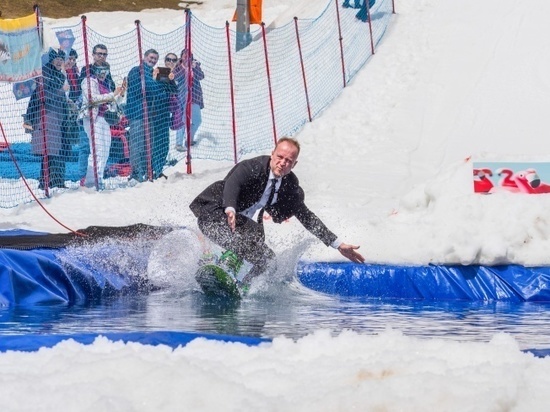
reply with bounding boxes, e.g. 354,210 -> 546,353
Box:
190,137 -> 365,283
24,48 -> 70,189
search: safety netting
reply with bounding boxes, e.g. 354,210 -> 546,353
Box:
0,0 -> 394,207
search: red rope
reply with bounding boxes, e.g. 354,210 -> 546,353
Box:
0,120 -> 86,237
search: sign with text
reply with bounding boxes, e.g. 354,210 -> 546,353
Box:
473,162 -> 550,194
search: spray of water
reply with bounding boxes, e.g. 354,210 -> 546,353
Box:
147,228 -> 205,289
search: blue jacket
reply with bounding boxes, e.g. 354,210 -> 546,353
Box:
125,63 -> 176,120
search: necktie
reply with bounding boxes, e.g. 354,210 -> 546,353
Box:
258,178 -> 277,224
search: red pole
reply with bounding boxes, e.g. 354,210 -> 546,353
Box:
367,1 -> 375,55
185,9 -> 193,174
261,22 -> 277,146
294,17 -> 312,123
33,6 -> 49,195
33,5 -> 43,48
36,78 -> 49,196
334,0 -> 346,88
226,21 -> 238,164
135,20 -> 153,181
81,16 -> 100,189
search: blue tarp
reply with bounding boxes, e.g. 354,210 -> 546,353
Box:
2,230 -> 550,355
3,228 -> 550,305
0,247 -> 149,306
0,331 -> 269,352
297,262 -> 550,302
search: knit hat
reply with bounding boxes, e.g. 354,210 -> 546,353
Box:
48,48 -> 66,62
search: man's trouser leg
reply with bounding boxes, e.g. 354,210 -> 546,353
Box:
197,210 -> 275,280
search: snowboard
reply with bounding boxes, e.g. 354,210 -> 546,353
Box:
194,247 -> 252,300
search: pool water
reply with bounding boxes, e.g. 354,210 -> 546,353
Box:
2,277 -> 550,350
2,229 -> 550,351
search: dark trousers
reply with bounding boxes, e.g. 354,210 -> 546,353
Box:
39,155 -> 66,188
197,209 -> 276,276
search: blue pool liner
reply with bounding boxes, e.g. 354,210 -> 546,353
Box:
3,245 -> 550,304
2,229 -> 550,356
296,262 -> 550,302
0,331 -> 269,352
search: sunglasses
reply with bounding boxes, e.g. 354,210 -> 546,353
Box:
95,52 -> 108,57
165,57 -> 178,63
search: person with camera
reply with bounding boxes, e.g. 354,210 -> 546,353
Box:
81,63 -> 125,189
174,48 -> 204,151
126,49 -> 177,182
163,53 -> 186,137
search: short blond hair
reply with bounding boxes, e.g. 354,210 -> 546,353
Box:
276,137 -> 300,155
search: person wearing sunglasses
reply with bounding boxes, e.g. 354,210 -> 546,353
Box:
81,62 -> 125,189
164,53 -> 186,142
173,48 -> 204,151
77,44 -> 116,185
164,53 -> 178,70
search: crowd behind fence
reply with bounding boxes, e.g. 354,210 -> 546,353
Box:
0,0 -> 394,208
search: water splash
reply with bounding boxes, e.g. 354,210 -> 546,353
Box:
147,228 -> 204,289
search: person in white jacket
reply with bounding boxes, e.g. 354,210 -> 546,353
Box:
81,63 -> 125,189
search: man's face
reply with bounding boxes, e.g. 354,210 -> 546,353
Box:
270,141 -> 299,178
144,53 -> 159,67
93,48 -> 108,65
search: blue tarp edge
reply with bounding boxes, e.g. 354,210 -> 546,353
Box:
0,331 -> 270,353
297,262 -> 550,302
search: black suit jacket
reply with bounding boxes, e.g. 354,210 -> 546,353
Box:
190,156 -> 337,246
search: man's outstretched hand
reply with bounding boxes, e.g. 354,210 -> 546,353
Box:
338,243 -> 365,263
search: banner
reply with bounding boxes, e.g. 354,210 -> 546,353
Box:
12,78 -> 36,100
55,29 -> 75,54
473,161 -> 550,194
0,13 -> 42,82
232,0 -> 263,25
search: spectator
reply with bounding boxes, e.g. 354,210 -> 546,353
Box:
65,49 -> 81,103
77,44 -> 116,184
164,53 -> 185,152
126,49 -> 177,181
356,0 -> 376,22
163,52 -> 179,72
81,63 -> 125,189
24,48 -> 70,189
79,44 -> 116,91
342,0 -> 362,8
62,49 -> 81,150
176,48 -> 204,149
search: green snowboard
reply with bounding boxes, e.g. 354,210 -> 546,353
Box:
194,250 -> 249,299
195,264 -> 242,299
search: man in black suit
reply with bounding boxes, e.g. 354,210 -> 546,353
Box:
190,137 -> 365,284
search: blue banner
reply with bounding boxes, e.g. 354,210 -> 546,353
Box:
0,14 -> 42,82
